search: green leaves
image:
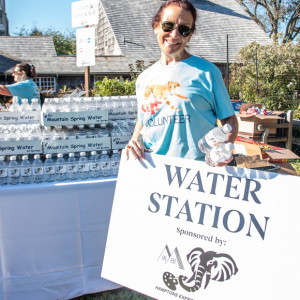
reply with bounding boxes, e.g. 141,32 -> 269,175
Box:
92,77 -> 136,97
14,26 -> 76,55
231,39 -> 300,112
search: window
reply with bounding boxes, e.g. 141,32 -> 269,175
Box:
34,77 -> 56,92
104,32 -> 108,53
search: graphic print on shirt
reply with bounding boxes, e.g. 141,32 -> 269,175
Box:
141,81 -> 190,115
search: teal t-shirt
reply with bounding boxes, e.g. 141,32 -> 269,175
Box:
7,79 -> 40,105
136,55 -> 235,161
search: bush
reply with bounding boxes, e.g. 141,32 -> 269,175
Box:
91,77 -> 136,97
230,38 -> 300,112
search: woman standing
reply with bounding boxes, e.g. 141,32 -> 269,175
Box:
0,63 -> 40,105
126,0 -> 238,166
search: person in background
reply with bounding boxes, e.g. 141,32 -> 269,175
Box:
0,63 -> 40,105
125,0 -> 238,166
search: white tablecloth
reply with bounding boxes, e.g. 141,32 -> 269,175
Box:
0,178 -> 120,300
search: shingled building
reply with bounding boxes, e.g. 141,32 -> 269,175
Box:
0,0 -> 271,94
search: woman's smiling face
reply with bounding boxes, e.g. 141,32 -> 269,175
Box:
154,5 -> 194,62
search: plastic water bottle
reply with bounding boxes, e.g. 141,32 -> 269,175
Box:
44,154 -> 56,182
111,150 -> 121,176
8,124 -> 18,141
79,98 -> 88,111
9,97 -> 21,112
0,126 -> 5,141
87,124 -> 99,138
53,125 -> 66,140
78,152 -> 89,179
0,156 -> 8,186
20,155 -> 32,184
67,153 -> 78,180
99,151 -> 111,177
55,153 -> 67,181
89,151 -> 100,178
98,123 -> 109,137
30,98 -> 41,111
205,142 -> 234,167
109,122 -> 121,137
76,125 -> 88,139
8,156 -> 20,185
29,124 -> 42,140
42,98 -> 55,113
42,126 -> 53,142
32,154 -> 44,183
21,98 -> 31,111
198,124 -> 232,153
54,98 -> 64,112
18,124 -> 29,141
65,125 -> 76,140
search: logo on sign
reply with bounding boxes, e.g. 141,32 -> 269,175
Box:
161,246 -> 238,293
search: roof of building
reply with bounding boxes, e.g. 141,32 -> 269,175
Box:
102,0 -> 272,63
0,0 -> 272,76
0,36 -> 136,75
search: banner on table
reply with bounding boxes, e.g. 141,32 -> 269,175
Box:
76,27 -> 95,67
102,153 -> 300,300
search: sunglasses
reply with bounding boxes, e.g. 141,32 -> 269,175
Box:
161,21 -> 192,37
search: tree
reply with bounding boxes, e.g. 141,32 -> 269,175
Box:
14,26 -> 76,55
237,0 -> 300,43
230,39 -> 300,111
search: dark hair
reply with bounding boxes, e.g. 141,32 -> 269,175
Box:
15,63 -> 37,78
152,0 -> 197,32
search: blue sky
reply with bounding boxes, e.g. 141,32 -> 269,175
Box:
6,0 -> 75,35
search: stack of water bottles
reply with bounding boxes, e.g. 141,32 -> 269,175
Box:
198,124 -> 234,167
0,124 -> 42,141
42,95 -> 137,113
8,97 -> 41,112
42,120 -> 135,141
0,150 -> 121,186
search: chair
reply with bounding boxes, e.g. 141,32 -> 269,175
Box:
256,110 -> 293,150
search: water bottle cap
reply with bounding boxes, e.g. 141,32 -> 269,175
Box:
57,153 -> 63,158
67,125 -> 73,129
10,156 -> 16,161
46,154 -> 52,159
34,154 -> 40,159
102,151 -> 107,154
22,155 -> 28,160
79,125 -> 84,129
21,98 -> 29,103
113,150 -> 118,153
222,124 -> 232,133
69,153 -> 74,157
0,156 -> 4,161
80,152 -> 86,156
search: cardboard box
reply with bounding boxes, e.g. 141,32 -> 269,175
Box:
236,103 -> 283,138
234,137 -> 300,165
233,140 -> 270,169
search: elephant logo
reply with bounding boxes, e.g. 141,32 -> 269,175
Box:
163,247 -> 238,292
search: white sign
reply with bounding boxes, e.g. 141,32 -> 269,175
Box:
72,0 -> 99,28
102,153 -> 300,300
43,137 -> 111,154
0,111 -> 41,124
76,27 -> 95,67
42,110 -> 108,126
0,140 -> 42,155
108,108 -> 138,120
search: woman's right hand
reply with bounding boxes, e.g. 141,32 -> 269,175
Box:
125,135 -> 151,160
